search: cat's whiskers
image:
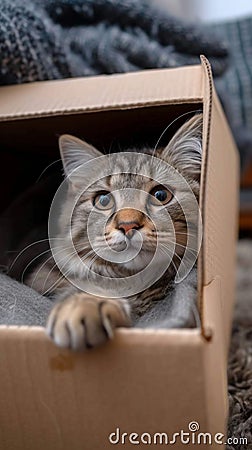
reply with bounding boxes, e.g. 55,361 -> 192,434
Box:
171,241 -> 198,253
158,245 -> 194,279
79,248 -> 97,264
159,243 -> 184,261
95,237 -> 110,243
86,254 -> 100,283
154,237 -> 198,254
151,109 -> 202,162
21,247 -> 53,284
29,245 -> 79,291
159,243 -> 196,275
21,241 -> 78,284
74,244 -> 94,256
40,243 -> 96,295
161,243 -> 193,282
41,250 -> 80,296
8,237 -> 66,274
35,158 -> 62,183
158,231 -> 197,241
41,247 -> 97,296
29,241 -> 88,286
158,245 -> 178,273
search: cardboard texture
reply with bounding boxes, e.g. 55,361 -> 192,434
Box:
0,57 -> 239,449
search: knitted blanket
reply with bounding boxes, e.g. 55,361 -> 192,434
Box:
210,16 -> 252,129
0,0 -> 229,86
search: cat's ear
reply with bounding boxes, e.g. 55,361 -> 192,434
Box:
59,134 -> 102,176
161,113 -> 203,180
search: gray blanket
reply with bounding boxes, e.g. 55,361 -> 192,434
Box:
0,273 -> 52,326
0,0 -> 228,86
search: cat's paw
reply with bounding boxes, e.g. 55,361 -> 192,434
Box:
46,293 -> 131,351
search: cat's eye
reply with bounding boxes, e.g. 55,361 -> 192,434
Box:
93,192 -> 115,210
149,185 -> 173,206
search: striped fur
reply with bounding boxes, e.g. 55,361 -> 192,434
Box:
27,113 -> 203,350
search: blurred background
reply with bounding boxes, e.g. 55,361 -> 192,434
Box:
153,0 -> 252,23
152,1 -> 252,235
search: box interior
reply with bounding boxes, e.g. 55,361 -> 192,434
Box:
0,101 -> 203,327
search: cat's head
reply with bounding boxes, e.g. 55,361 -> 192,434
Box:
55,114 -> 203,284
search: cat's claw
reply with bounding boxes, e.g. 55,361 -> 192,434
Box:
46,293 -> 131,351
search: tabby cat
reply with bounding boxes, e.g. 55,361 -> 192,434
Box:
27,113 -> 203,350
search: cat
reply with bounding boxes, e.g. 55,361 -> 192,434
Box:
26,113 -> 203,350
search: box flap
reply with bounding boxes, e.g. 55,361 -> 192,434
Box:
202,278 -> 229,435
0,66 -> 203,121
199,56 -> 239,345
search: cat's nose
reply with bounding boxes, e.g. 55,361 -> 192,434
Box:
118,221 -> 142,238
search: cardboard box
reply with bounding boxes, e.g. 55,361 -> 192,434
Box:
0,56 -> 239,449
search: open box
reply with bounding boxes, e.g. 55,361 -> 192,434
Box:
0,57 -> 239,449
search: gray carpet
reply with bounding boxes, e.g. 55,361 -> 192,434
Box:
227,240 -> 252,449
